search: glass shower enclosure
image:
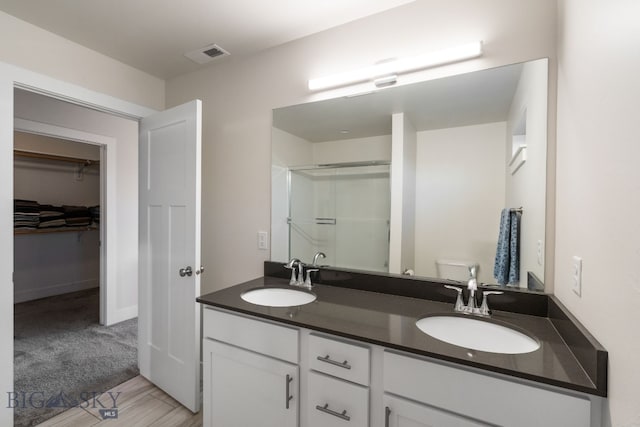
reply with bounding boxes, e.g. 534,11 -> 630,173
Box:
288,163 -> 390,272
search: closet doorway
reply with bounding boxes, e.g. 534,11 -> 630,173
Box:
12,87 -> 140,326
13,133 -> 103,311
12,88 -> 141,427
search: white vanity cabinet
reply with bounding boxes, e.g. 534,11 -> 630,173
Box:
202,307 -> 299,427
201,306 -> 600,427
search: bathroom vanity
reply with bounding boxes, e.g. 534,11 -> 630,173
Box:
197,264 -> 607,427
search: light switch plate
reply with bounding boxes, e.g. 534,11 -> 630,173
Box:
572,256 -> 582,297
257,231 -> 268,250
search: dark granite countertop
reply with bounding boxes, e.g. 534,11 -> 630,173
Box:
197,275 -> 607,397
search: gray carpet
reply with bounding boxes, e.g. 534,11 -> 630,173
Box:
14,289 -> 139,427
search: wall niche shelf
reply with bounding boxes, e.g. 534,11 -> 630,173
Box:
509,145 -> 527,175
509,108 -> 527,176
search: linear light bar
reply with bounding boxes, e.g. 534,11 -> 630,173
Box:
308,41 -> 483,91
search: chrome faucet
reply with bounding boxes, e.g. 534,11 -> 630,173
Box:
296,262 -> 305,286
466,265 -> 478,312
312,251 -> 326,266
284,258 -> 304,286
443,266 -> 503,315
285,258 -> 300,269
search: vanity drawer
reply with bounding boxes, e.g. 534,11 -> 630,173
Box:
307,371 -> 369,427
203,307 -> 298,363
308,333 -> 370,385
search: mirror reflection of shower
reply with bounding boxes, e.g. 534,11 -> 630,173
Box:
287,162 -> 390,272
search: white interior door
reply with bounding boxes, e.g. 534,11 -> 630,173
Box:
138,100 -> 202,412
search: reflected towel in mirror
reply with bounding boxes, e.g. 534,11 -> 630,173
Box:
494,208 -> 521,285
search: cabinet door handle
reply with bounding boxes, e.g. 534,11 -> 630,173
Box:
385,406 -> 391,427
315,403 -> 351,421
316,354 -> 352,370
285,374 -> 293,409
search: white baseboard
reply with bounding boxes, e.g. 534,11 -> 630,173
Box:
106,304 -> 138,326
14,279 -> 99,303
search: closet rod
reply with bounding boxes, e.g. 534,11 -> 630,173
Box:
14,149 -> 99,166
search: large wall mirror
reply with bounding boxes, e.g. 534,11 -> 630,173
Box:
272,58 -> 548,289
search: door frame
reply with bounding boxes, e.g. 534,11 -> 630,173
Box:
0,60 -> 157,426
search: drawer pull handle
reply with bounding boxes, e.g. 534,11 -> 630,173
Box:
385,406 -> 391,427
315,403 -> 351,421
317,354 -> 352,370
285,374 -> 293,409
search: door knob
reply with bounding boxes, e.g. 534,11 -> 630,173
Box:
195,266 -> 205,275
179,266 -> 193,277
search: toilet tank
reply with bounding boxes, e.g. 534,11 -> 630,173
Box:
436,259 -> 478,281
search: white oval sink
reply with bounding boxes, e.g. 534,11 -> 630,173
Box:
241,287 -> 316,307
415,315 -> 540,354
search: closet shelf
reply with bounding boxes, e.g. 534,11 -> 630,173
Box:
14,226 -> 99,236
14,149 -> 99,166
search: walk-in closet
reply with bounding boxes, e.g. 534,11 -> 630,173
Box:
13,131 -> 101,303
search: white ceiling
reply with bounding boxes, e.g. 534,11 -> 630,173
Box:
273,62 -> 524,142
0,0 -> 415,79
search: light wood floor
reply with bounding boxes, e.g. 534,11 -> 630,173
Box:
37,376 -> 202,427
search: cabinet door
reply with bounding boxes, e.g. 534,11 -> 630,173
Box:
384,395 -> 490,427
203,339 -> 298,427
384,351 -> 592,427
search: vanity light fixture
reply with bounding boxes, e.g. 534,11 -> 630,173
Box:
308,41 -> 483,91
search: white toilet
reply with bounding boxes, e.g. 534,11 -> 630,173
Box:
435,259 -> 478,282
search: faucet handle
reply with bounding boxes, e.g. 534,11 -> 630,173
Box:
479,291 -> 504,316
286,266 -> 297,285
304,269 -> 319,288
444,285 -> 465,312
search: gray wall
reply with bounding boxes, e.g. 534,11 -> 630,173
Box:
556,0 -> 640,425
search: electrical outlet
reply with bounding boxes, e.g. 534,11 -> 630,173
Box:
537,240 -> 543,266
257,231 -> 268,250
572,256 -> 582,297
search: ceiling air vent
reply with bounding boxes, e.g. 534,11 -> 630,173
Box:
184,44 -> 230,65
